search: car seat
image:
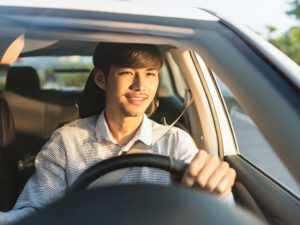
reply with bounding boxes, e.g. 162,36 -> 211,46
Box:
5,66 -> 40,93
0,91 -> 19,211
4,65 -> 79,146
3,66 -> 79,196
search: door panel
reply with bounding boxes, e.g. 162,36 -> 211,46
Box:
225,155 -> 300,225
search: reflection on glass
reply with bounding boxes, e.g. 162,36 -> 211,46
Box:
215,76 -> 300,198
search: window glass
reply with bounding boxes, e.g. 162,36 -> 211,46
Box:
165,52 -> 187,98
0,67 -> 6,91
157,63 -> 175,97
215,75 -> 300,198
12,56 -> 93,91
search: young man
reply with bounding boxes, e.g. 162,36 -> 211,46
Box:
0,43 -> 236,224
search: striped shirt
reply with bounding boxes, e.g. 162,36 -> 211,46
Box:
0,111 -> 234,224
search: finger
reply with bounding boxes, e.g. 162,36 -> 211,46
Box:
219,188 -> 232,200
205,161 -> 230,192
193,155 -> 220,189
181,150 -> 208,187
215,168 -> 236,195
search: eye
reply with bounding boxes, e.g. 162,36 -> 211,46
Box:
146,72 -> 157,76
118,71 -> 133,75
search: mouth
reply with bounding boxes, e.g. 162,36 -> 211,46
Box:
125,94 -> 148,105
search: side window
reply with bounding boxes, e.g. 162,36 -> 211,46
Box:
0,67 -> 7,91
214,75 -> 300,198
165,51 -> 187,98
154,54 -> 192,134
157,63 -> 175,97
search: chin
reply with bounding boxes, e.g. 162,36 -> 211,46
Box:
123,111 -> 144,117
120,105 -> 147,117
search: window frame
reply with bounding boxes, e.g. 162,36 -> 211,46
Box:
191,51 -> 238,158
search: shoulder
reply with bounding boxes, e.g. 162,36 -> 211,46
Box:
149,119 -> 198,162
150,118 -> 192,141
50,115 -> 99,144
57,115 -> 98,134
61,115 -> 98,130
37,115 -> 99,160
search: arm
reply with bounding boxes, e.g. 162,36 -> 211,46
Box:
172,128 -> 236,203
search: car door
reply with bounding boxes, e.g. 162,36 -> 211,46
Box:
191,51 -> 300,225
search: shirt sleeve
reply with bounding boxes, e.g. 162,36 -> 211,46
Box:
171,127 -> 198,163
0,129 -> 67,224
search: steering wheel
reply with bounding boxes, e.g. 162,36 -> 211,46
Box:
16,154 -> 266,225
69,153 -> 188,191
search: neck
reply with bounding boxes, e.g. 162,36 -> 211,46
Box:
104,110 -> 144,146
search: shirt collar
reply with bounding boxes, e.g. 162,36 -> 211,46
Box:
95,110 -> 152,146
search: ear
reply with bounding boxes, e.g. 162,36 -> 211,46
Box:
94,68 -> 106,90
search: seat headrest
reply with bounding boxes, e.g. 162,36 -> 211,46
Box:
78,69 -> 106,118
77,68 -> 157,118
5,66 -> 40,92
0,92 -> 15,147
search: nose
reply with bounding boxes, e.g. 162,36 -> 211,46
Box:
129,73 -> 146,91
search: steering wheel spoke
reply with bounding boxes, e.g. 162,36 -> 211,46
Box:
69,153 -> 188,192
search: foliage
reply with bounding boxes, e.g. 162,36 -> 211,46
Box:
265,25 -> 277,33
265,25 -> 277,40
286,0 -> 300,20
269,26 -> 300,65
0,82 -> 4,91
265,1 -> 300,65
59,72 -> 89,88
42,62 -> 92,89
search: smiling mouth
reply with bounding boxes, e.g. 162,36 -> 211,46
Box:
125,94 -> 148,105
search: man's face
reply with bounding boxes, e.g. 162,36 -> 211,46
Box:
104,66 -> 159,117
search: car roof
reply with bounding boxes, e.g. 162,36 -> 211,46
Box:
0,0 -> 218,21
0,0 -> 299,90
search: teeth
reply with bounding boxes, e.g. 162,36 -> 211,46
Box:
132,98 -> 143,100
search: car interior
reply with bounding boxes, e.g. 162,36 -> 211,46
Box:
0,40 -> 198,212
0,5 -> 299,225
0,40 -> 267,225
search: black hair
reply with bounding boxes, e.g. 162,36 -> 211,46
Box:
79,43 -> 162,118
93,43 -> 163,77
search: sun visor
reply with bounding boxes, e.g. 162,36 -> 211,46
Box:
0,34 -> 24,65
22,39 -> 58,53
0,17 -> 25,65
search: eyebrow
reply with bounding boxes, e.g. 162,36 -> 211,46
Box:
146,68 -> 158,71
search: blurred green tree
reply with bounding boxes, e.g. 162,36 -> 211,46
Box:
265,25 -> 277,39
42,62 -> 91,89
265,0 -> 300,65
269,27 -> 300,65
0,82 -> 4,90
286,0 -> 300,20
56,62 -> 91,88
